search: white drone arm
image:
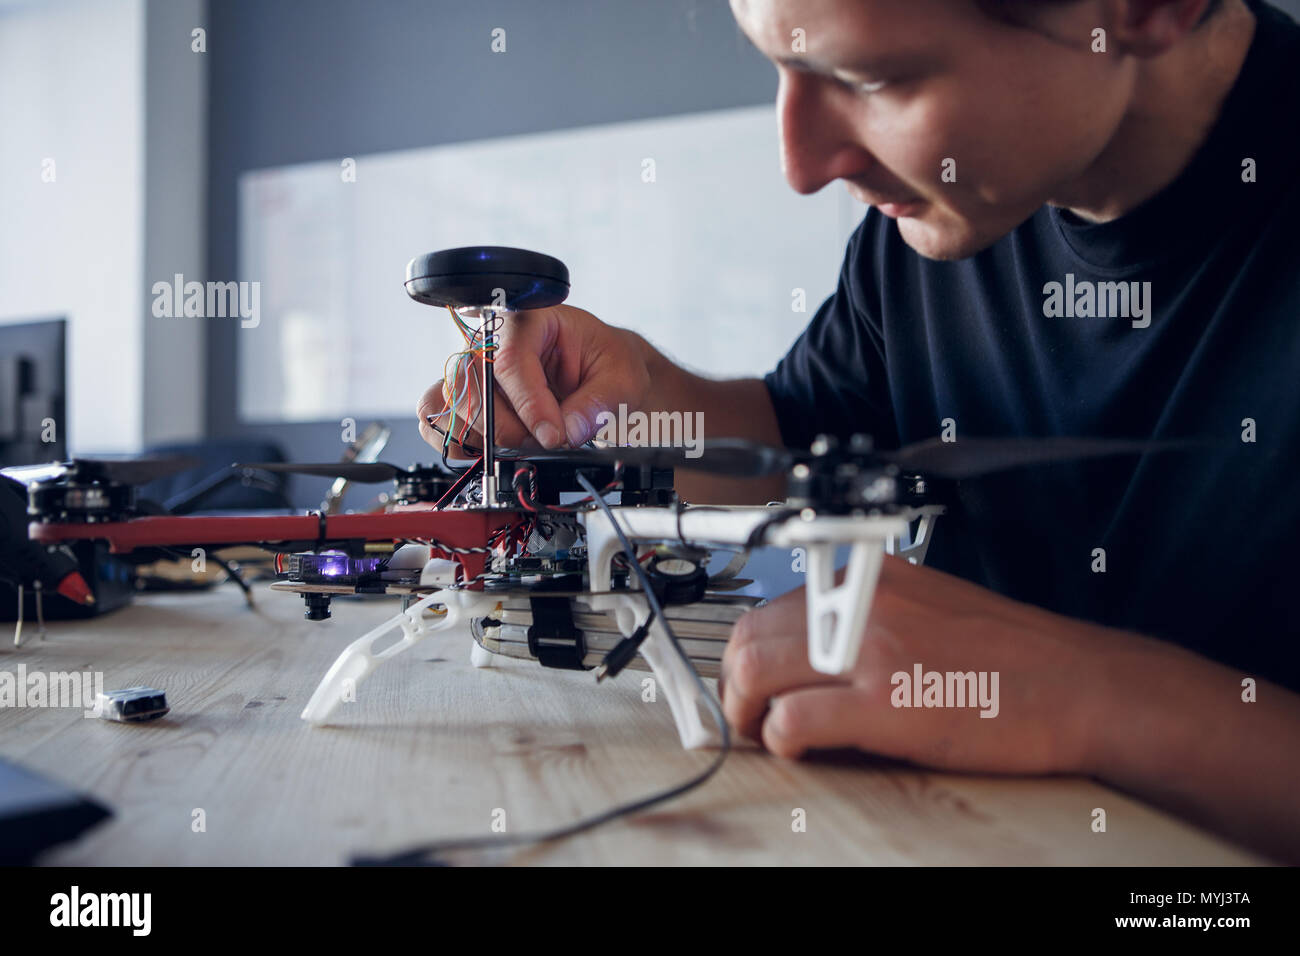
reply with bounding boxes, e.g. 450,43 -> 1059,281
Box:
301,561 -> 496,726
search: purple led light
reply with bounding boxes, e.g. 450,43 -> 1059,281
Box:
312,552 -> 386,578
318,555 -> 350,577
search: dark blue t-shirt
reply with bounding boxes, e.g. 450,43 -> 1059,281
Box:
765,0 -> 1300,690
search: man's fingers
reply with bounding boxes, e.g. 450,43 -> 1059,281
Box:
722,603 -> 843,740
762,686 -> 873,759
416,379 -> 474,450
417,372 -> 538,452
556,369 -> 629,447
416,380 -> 447,446
763,672 -> 998,770
553,331 -> 651,446
485,383 -> 533,449
494,313 -> 566,449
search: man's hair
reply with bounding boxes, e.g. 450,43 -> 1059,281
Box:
981,0 -> 1225,29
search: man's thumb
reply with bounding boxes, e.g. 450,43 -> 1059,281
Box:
558,390 -> 614,448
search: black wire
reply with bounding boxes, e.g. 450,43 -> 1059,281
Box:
432,457 -> 484,509
434,390 -> 484,473
743,507 -> 799,549
351,476 -> 731,866
212,556 -> 253,602
428,419 -> 483,464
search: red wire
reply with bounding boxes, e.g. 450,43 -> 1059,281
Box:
433,456 -> 484,509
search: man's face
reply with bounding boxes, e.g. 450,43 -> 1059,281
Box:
731,0 -> 1138,260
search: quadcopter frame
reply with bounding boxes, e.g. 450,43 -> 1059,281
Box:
299,501 -> 944,748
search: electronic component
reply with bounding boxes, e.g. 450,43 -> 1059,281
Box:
279,550 -> 392,586
95,686 -> 169,723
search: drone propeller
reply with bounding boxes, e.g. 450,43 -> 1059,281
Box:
236,433 -> 1194,491
234,461 -> 406,484
878,436 -> 1197,480
2,456 -> 199,487
504,433 -> 1196,482
0,463 -> 68,486
498,439 -> 794,478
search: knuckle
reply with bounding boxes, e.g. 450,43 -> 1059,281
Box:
763,702 -> 805,757
493,342 -> 521,368
494,339 -> 534,373
729,611 -> 759,652
729,639 -> 765,696
509,395 -> 539,427
415,384 -> 443,419
766,699 -> 800,741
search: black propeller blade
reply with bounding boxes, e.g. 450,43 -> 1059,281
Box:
881,436 -> 1197,480
499,439 -> 794,478
234,461 -> 404,483
96,456 -> 203,485
507,433 -> 1196,481
2,456 -> 201,487
234,433 -> 1196,490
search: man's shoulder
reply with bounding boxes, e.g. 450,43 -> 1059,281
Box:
1242,1 -> 1300,138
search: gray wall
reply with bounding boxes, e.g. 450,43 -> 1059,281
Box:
144,0 -> 206,448
204,0 -> 774,505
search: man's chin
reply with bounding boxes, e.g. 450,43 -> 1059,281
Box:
895,212 -> 1002,262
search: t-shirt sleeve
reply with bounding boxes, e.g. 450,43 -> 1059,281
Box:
763,214 -> 896,451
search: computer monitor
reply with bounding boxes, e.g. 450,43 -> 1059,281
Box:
0,318 -> 67,468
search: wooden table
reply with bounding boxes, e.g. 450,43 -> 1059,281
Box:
0,585 -> 1264,865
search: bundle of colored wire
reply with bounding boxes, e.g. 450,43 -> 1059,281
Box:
432,306 -> 500,461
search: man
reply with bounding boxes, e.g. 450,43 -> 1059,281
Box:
419,0 -> 1300,861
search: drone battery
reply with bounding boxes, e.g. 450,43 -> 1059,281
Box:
95,686 -> 169,723
472,594 -> 759,677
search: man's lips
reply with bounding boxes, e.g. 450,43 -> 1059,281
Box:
876,200 -> 923,219
845,181 -> 923,216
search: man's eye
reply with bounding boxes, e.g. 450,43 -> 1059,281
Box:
851,78 -> 887,96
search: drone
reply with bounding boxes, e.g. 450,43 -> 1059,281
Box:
18,246 -> 1161,754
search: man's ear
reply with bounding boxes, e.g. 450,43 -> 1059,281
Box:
1107,0 -> 1216,57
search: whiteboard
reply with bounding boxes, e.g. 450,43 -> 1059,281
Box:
237,105 -> 862,423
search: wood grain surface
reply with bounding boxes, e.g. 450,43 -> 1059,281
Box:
0,585 -> 1264,865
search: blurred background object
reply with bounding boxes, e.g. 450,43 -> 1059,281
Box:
0,0 -> 871,512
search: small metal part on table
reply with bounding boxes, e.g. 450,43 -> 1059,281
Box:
95,686 -> 169,722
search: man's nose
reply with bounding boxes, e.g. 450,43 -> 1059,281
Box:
777,70 -> 874,195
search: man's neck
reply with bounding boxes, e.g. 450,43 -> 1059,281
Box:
1048,1 -> 1256,224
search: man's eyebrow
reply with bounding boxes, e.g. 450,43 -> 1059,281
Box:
737,20 -> 933,77
771,51 -> 920,76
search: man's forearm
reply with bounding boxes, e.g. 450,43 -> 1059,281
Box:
626,330 -> 786,504
1083,627 -> 1300,862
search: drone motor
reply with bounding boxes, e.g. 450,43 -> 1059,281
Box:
786,434 -> 911,514
28,468 -> 137,525
392,465 -> 458,505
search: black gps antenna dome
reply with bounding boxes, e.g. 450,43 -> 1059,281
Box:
404,246 -> 569,312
